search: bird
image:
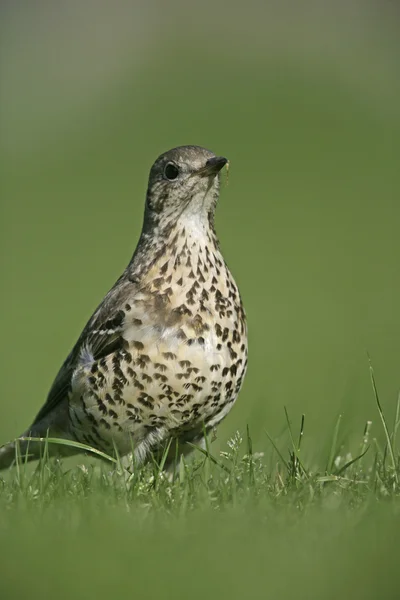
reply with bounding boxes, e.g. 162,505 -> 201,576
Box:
0,145 -> 248,472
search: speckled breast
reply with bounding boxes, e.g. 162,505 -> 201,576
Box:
69,236 -> 248,454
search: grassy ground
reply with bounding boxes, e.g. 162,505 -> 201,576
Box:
1,4 -> 400,599
1,381 -> 399,599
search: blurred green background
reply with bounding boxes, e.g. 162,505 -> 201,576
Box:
1,1 -> 400,598
1,0 -> 400,455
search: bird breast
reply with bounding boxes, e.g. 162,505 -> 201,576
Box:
69,234 -> 247,453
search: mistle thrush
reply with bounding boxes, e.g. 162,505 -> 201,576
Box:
0,145 -> 248,470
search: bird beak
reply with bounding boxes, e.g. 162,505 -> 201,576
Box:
198,156 -> 228,176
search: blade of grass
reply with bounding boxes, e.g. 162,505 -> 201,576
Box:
201,423 -> 213,481
14,439 -> 22,487
367,355 -> 398,484
284,406 -> 308,476
264,429 -> 289,470
187,442 -> 231,474
158,437 -> 173,473
284,406 -> 297,451
297,414 -> 305,452
360,420 -> 372,457
335,447 -> 369,476
246,424 -> 254,485
326,413 -> 342,473
391,391 -> 400,456
18,436 -> 117,464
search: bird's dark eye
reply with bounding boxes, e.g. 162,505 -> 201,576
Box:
164,162 -> 179,181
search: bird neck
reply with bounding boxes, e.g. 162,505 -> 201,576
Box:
128,213 -> 220,283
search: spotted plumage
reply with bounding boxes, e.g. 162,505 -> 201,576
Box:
0,145 -> 248,471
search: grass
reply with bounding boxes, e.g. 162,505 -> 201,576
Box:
1,376 -> 399,600
2,389 -> 399,513
2,419 -> 399,513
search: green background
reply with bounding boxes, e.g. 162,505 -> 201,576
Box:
1,2 -> 400,598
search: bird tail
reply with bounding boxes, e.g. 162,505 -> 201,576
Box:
0,421 -> 78,471
0,442 -> 18,470
0,437 -> 40,471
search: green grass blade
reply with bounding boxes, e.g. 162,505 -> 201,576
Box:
367,355 -> 398,484
187,442 -> 231,474
284,406 -> 297,452
18,436 -> 117,464
246,424 -> 254,485
158,437 -> 173,473
297,414 -> 305,451
284,407 -> 308,476
335,447 -> 369,476
326,413 -> 342,473
391,391 -> 400,457
264,429 -> 289,470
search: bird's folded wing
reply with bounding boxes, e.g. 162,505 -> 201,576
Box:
32,278 -> 135,425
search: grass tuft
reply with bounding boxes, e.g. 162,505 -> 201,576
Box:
1,408 -> 399,514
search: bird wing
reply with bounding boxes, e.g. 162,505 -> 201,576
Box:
32,276 -> 136,425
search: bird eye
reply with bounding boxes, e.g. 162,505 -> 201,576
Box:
164,162 -> 179,181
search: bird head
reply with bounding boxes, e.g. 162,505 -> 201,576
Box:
143,145 -> 228,234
